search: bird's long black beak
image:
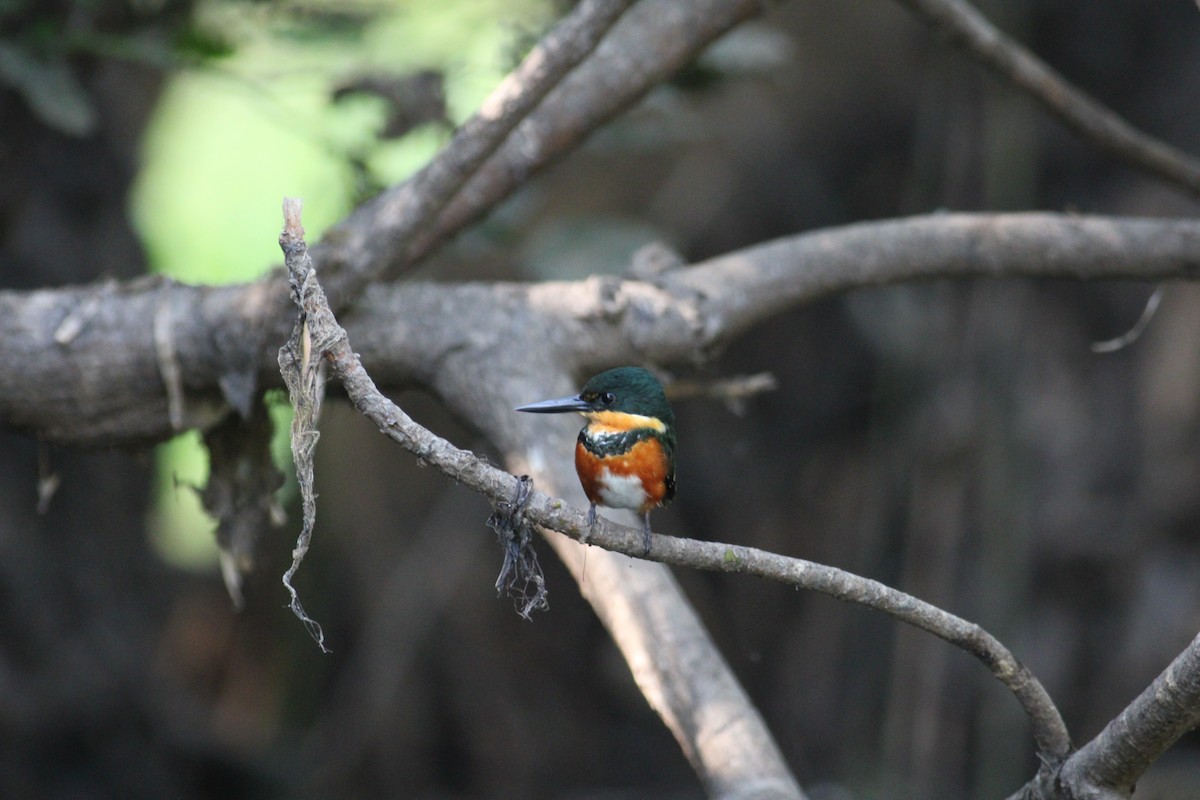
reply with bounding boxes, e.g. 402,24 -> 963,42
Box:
515,395 -> 591,414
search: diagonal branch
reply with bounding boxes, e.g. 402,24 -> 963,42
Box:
93,0 -> 758,430
895,0 -> 1200,198
402,0 -> 766,267
311,0 -> 638,308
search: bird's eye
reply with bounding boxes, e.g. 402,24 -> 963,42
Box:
600,392 -> 616,405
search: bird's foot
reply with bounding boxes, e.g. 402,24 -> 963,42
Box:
641,512 -> 652,556
582,503 -> 597,544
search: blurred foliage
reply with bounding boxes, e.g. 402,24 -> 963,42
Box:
132,0 -> 551,568
133,0 -> 552,284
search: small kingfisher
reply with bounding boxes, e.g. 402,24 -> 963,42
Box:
516,367 -> 676,554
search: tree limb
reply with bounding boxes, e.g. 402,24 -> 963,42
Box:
0,0 -> 758,444
4,213 -> 1199,446
659,213 -> 1200,350
895,0 -> 1200,198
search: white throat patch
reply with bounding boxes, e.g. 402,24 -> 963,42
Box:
596,469 -> 648,510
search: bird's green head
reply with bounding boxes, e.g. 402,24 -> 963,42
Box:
516,366 -> 675,432
577,367 -> 674,427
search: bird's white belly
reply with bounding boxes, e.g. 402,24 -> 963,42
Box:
597,468 -> 648,510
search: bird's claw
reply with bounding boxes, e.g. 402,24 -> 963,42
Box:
583,504 -> 597,544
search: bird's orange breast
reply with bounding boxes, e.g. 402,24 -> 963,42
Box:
575,436 -> 672,513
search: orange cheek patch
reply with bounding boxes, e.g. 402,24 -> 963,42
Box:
585,410 -> 667,434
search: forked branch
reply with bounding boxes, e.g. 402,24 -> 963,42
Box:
1014,632 -> 1200,800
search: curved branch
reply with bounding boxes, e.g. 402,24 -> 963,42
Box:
659,213 -> 1200,352
895,0 -> 1200,198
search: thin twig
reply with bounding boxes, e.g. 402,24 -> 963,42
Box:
896,0 -> 1200,198
278,197 -> 333,652
1091,286 -> 1163,353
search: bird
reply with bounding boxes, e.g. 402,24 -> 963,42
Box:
516,366 -> 676,554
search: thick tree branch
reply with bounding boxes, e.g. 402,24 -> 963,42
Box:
0,0 -> 755,444
1068,632 -> 1200,788
658,213 -> 1200,351
350,214 -> 1200,386
895,0 -> 1200,198
4,213 -> 1199,446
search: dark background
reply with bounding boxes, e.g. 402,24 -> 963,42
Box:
2,1 -> 1200,798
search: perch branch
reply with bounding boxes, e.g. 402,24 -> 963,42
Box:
280,202 -> 1070,767
895,0 -> 1200,198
